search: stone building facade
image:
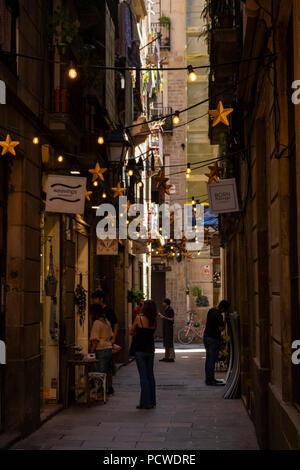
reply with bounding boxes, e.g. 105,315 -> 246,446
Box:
221,0 -> 300,450
0,0 -> 151,444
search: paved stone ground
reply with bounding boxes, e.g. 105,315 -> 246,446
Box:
11,344 -> 259,450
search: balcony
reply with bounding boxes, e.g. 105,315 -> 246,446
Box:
208,0 -> 242,82
149,107 -> 173,135
151,23 -> 171,51
49,89 -> 83,134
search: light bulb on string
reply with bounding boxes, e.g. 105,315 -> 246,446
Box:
186,163 -> 191,179
173,111 -> 180,125
68,64 -> 78,80
93,181 -> 98,187
138,181 -> 143,188
188,65 -> 197,82
192,196 -> 195,205
128,169 -> 133,177
98,136 -> 104,145
33,137 -> 39,145
102,192 -> 107,199
57,155 -> 64,162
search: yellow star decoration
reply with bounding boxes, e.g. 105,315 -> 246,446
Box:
89,162 -> 107,182
112,182 -> 126,198
205,162 -> 222,184
85,190 -> 93,201
157,247 -> 166,258
208,101 -> 233,127
0,134 -> 20,156
155,170 -> 172,195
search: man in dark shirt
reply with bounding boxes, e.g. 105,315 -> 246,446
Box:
92,290 -> 118,394
203,300 -> 230,385
158,298 -> 175,362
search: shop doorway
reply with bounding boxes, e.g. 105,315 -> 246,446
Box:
75,229 -> 89,353
40,214 -> 61,409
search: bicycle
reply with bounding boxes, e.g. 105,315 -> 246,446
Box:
177,315 -> 206,344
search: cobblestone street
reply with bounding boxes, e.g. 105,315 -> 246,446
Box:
11,345 -> 259,451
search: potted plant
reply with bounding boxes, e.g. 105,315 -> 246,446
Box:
191,285 -> 209,307
196,295 -> 209,307
48,5 -> 80,56
128,288 -> 145,303
159,16 -> 171,25
201,0 -> 236,32
148,31 -> 156,41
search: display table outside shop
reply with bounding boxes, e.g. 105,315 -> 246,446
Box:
65,359 -> 100,408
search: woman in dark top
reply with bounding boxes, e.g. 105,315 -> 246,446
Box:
130,300 -> 157,409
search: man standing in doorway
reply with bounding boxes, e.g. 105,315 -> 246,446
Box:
92,290 -> 119,394
158,298 -> 175,362
203,300 -> 230,386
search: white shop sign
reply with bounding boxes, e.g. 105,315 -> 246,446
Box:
46,175 -> 87,215
0,80 -> 6,104
207,178 -> 240,214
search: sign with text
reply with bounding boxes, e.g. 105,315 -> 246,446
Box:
46,175 -> 87,214
152,264 -> 171,272
0,80 -> 6,104
207,178 -> 239,214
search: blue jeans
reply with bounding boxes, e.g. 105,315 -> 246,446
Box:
203,336 -> 220,382
135,352 -> 156,408
95,349 -> 112,391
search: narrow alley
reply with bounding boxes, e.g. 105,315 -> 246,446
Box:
11,346 -> 258,451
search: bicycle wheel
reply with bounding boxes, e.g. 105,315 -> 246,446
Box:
177,327 -> 195,344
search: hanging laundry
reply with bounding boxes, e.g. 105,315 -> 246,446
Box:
154,39 -> 161,92
147,69 -> 155,98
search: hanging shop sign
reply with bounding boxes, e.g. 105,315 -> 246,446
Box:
152,264 -> 172,272
45,175 -> 87,215
97,239 -> 118,256
207,178 -> 240,214
0,80 -> 6,104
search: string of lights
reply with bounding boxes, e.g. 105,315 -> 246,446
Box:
124,55 -> 277,131
1,50 -> 276,73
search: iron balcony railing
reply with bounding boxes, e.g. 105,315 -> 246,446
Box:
149,106 -> 173,134
150,22 -> 171,50
209,0 -> 241,29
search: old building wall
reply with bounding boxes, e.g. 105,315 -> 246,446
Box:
225,0 -> 300,450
